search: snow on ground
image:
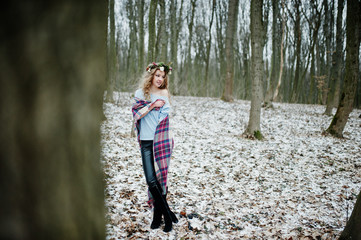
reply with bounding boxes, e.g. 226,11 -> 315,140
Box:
101,92 -> 361,240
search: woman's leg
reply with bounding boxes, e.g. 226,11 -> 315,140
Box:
140,140 -> 157,187
140,140 -> 175,232
140,140 -> 162,229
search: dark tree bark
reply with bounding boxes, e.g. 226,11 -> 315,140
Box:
245,0 -> 264,139
222,0 -> 240,102
0,1 -> 106,239
158,0 -> 168,61
147,0 -> 158,63
340,190 -> 361,240
326,0 -> 360,137
307,2 -> 323,104
290,0 -> 302,103
325,0 -> 344,115
204,0 -> 216,97
321,0 -> 333,105
106,0 -> 116,102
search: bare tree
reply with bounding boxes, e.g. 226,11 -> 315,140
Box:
326,0 -> 360,137
147,0 -> 158,63
272,0 -> 286,102
222,0 -> 240,102
159,0 -> 168,61
290,0 -> 302,103
0,1 -> 106,239
138,0 -> 145,72
106,0 -> 116,102
324,0 -> 344,115
264,0 -> 281,106
183,0 -> 197,95
244,0 -> 264,139
169,0 -> 184,95
306,1 -> 323,104
204,0 -> 216,97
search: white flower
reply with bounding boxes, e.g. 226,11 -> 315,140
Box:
148,69 -> 151,73
169,70 -> 172,75
159,66 -> 164,71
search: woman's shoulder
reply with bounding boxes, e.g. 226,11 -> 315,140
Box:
154,89 -> 169,97
135,89 -> 144,98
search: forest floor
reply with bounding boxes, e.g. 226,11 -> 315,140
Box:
101,92 -> 361,240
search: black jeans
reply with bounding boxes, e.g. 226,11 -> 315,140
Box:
140,140 -> 158,188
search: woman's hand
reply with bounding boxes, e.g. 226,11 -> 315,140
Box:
151,99 -> 165,110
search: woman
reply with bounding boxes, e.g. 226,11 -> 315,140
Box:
131,62 -> 178,232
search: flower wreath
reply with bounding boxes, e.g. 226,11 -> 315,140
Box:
146,62 -> 173,75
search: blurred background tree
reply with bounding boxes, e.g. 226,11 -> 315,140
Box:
0,1 -> 107,239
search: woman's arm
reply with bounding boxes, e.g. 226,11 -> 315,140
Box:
158,100 -> 170,123
138,100 -> 165,119
134,89 -> 162,120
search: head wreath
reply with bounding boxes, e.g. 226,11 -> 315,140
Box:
146,62 -> 173,74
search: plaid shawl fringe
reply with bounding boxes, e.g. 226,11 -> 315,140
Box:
131,97 -> 174,207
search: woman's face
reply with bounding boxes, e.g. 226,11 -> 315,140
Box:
152,70 -> 166,88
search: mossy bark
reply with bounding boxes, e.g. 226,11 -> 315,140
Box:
0,1 -> 106,239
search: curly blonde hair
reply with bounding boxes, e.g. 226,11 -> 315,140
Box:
140,68 -> 170,101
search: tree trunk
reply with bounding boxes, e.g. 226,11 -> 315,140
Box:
243,42 -> 251,100
216,0 -> 227,97
290,0 -> 301,103
272,0 -> 285,102
264,0 -> 280,106
321,0 -> 333,105
158,0 -> 168,61
183,0 -> 197,95
204,0 -> 216,97
169,0 -> 184,95
245,0 -> 263,139
340,190 -> 361,240
147,0 -> 158,63
126,0 -> 138,87
222,0 -> 240,102
325,0 -> 344,115
308,4 -> 322,104
326,0 -> 360,137
0,1 -> 106,239
138,0 -> 145,73
106,0 -> 116,102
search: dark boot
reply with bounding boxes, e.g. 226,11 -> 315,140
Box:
148,184 -> 173,232
150,201 -> 162,229
163,193 -> 178,223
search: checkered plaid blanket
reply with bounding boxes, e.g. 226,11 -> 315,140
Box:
132,97 -> 174,207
